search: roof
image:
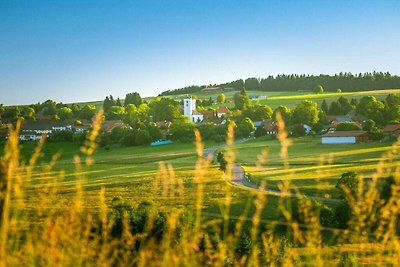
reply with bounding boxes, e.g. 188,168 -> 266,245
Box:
322,131 -> 367,138
326,115 -> 353,122
383,124 -> 400,132
22,121 -> 72,131
200,110 -> 215,117
192,110 -> 203,116
217,106 -> 230,113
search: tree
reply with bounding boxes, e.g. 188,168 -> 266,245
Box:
22,107 -> 36,121
217,93 -> 226,104
356,96 -> 385,125
135,129 -> 152,145
234,90 -> 251,111
336,88 -> 342,93
71,104 -> 81,117
338,96 -> 353,114
243,105 -> 273,121
150,98 -> 183,122
314,85 -> 324,94
79,104 -> 97,120
292,100 -> 320,125
125,92 -> 143,106
103,96 -> 113,113
57,107 -> 73,120
107,106 -> 125,120
236,117 -> 255,137
217,152 -> 227,171
148,123 -> 163,141
321,100 -> 329,114
169,122 -> 195,142
273,106 -> 292,125
328,101 -> 341,115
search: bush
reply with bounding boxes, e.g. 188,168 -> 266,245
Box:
135,129 -> 152,145
48,130 -> 73,142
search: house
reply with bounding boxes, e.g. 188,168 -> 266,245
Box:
200,109 -> 215,121
101,120 -> 125,133
321,131 -> 369,144
262,119 -> 278,135
383,124 -> 400,136
183,98 -> 204,123
18,121 -> 75,141
192,110 -> 204,123
324,115 -> 362,131
217,106 -> 230,118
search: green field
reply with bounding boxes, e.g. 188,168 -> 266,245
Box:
191,89 -> 400,109
13,141 -> 281,221
234,136 -> 397,198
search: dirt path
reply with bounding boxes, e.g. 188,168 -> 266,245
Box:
204,140 -> 340,204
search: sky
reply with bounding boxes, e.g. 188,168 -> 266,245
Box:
1,0 -> 400,105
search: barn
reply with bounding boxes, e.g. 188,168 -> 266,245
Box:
321,131 -> 369,144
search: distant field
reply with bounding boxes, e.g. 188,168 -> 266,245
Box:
234,136 -> 397,198
67,88 -> 400,111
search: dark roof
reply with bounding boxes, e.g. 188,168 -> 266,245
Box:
22,121 -> 72,131
383,124 -> 400,132
322,131 -> 367,137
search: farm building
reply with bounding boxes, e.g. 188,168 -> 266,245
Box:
216,106 -> 229,118
321,131 -> 369,144
383,124 -> 400,136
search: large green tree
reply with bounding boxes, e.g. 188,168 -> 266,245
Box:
292,100 -> 320,125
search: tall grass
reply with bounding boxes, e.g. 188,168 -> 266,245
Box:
1,113 -> 400,266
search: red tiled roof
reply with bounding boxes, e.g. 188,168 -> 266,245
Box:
217,106 -> 230,113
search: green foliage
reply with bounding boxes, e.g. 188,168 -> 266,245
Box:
356,96 -> 385,125
79,104 -> 97,120
150,98 -> 182,122
336,172 -> 358,197
292,100 -> 320,125
216,151 -> 227,171
234,89 -> 251,111
243,105 -> 273,121
135,129 -> 152,145
125,92 -> 143,106
57,107 -> 73,120
217,93 -> 226,104
236,117 -> 255,137
48,131 -> 73,142
273,106 -> 292,125
107,106 -> 125,120
148,123 -> 163,141
321,99 -> 328,114
335,122 -> 360,131
169,122 -> 195,142
314,84 -> 324,94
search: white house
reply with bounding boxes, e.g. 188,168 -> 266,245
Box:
216,106 -> 229,118
183,98 -> 204,123
321,131 -> 369,144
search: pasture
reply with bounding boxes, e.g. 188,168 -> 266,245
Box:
13,140 -> 282,221
234,136 -> 397,198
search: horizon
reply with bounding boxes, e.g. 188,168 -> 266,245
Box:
1,0 -> 400,105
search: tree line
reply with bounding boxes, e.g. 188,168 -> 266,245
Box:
160,72 -> 400,95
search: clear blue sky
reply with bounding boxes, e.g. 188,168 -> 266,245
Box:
1,0 -> 399,105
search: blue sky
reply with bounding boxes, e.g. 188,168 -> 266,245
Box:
1,0 -> 399,105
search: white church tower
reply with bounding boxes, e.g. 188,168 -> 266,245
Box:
183,97 -> 204,123
183,98 -> 196,119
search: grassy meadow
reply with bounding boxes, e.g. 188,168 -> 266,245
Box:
234,136 -> 398,199
1,99 -> 400,266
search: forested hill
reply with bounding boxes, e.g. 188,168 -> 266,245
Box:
159,72 -> 400,96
